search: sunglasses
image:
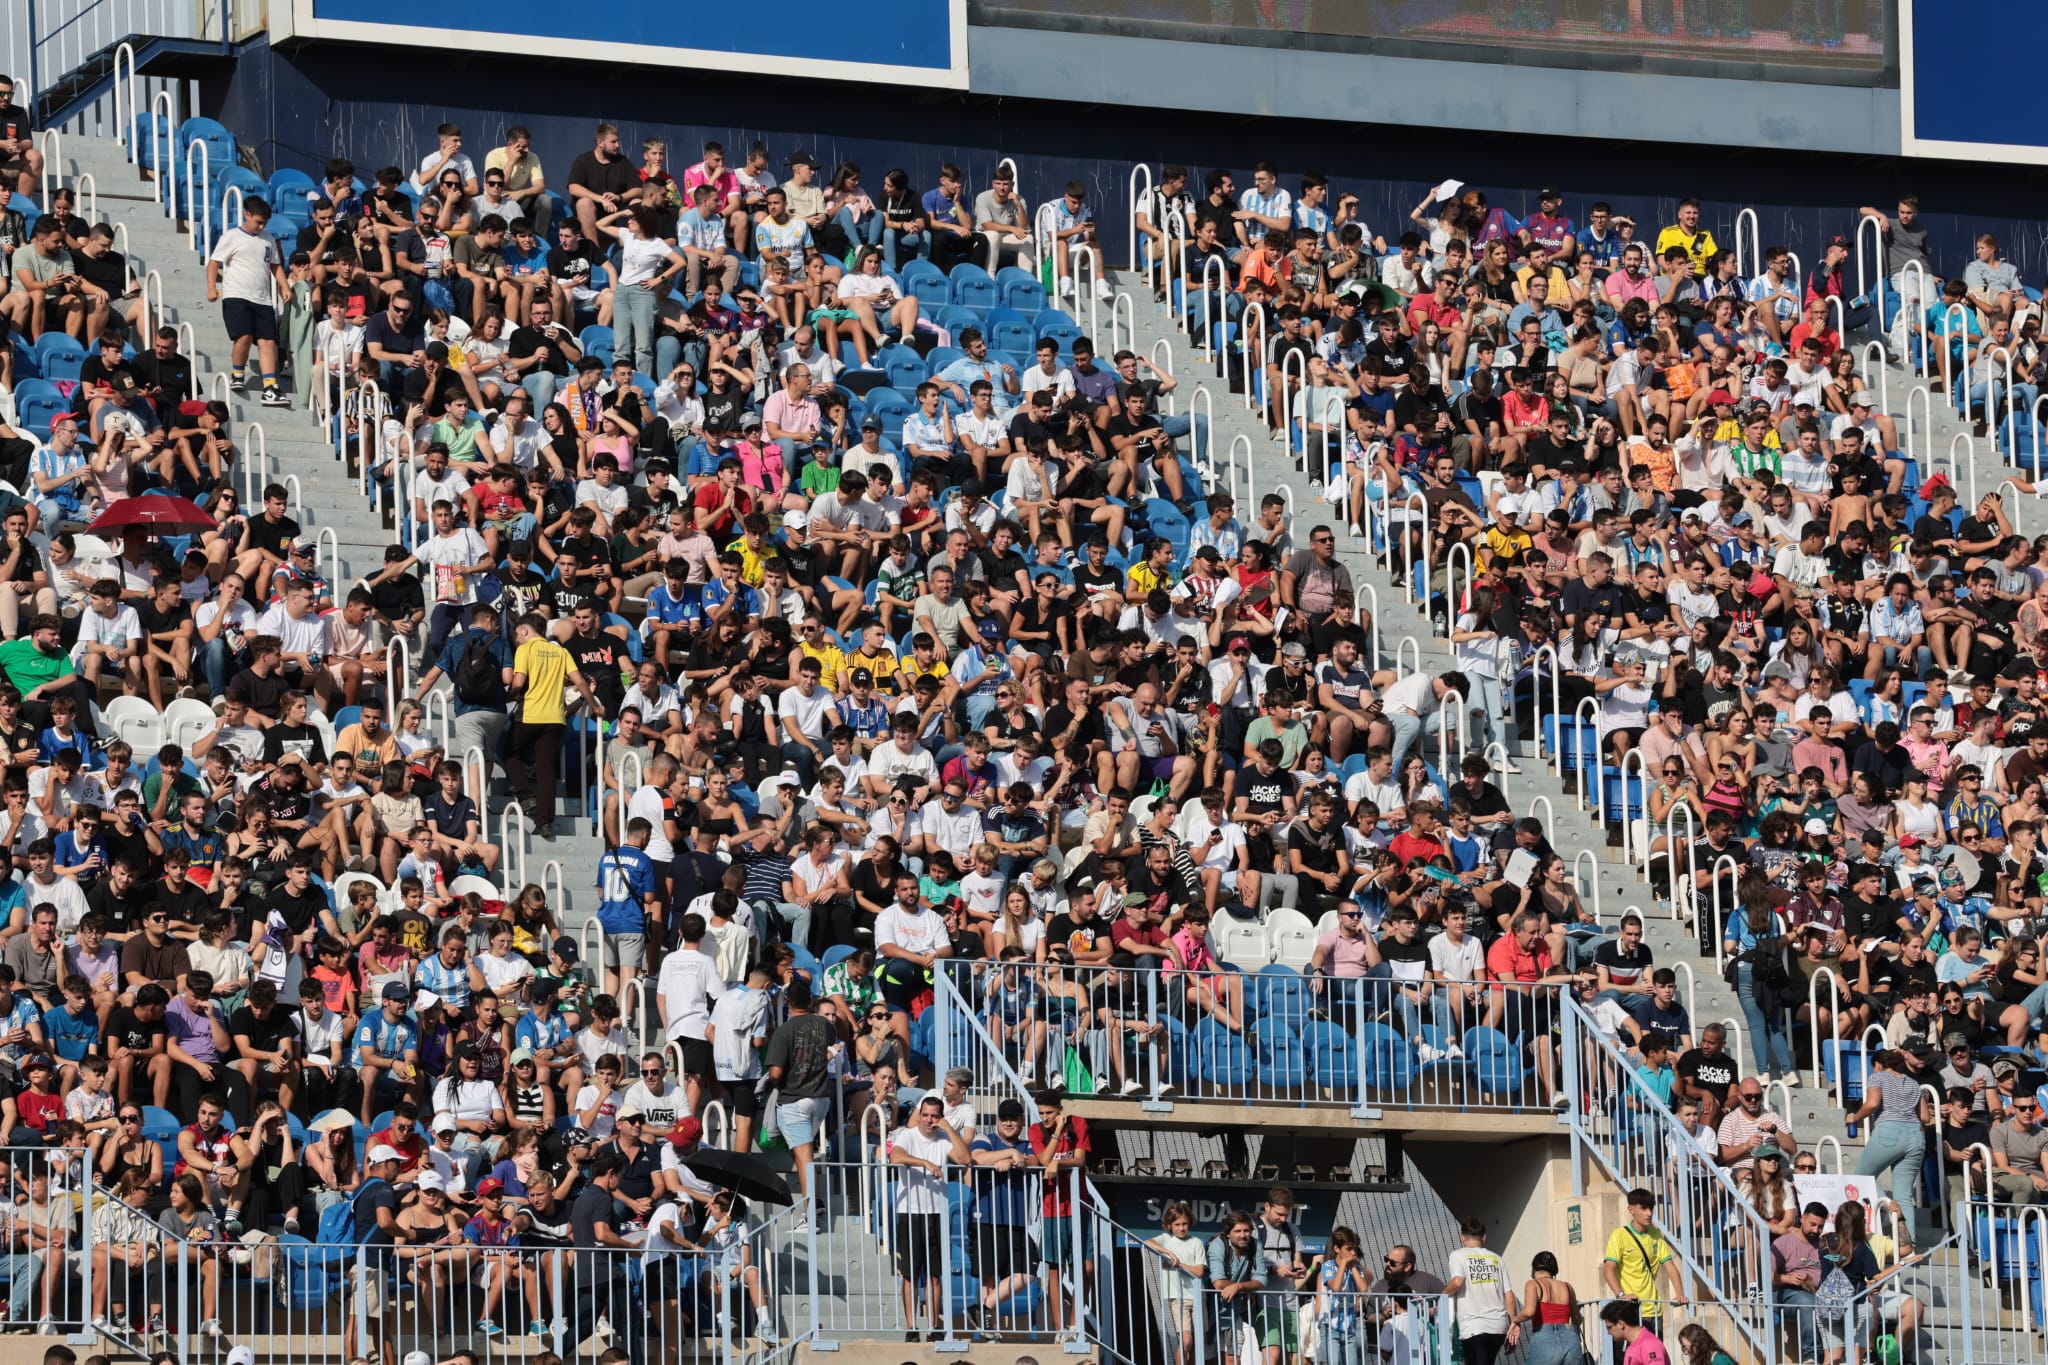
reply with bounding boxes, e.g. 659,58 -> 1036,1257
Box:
119,1114 -> 142,1123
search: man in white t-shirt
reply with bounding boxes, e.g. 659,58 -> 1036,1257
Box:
205,198 -> 291,406
705,969 -> 771,1152
888,1095 -> 972,1337
866,718 -> 939,804
405,500 -> 493,659
776,658 -> 838,788
411,444 -> 471,536
654,914 -> 725,1114
874,874 -> 952,1053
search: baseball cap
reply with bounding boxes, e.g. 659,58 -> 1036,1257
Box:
978,618 -> 1002,640
228,1350 -> 258,1365
789,151 -> 818,168
476,1177 -> 506,1196
367,1144 -> 401,1165
403,1353 -> 433,1365
1901,1037 -> 1935,1061
616,1105 -> 645,1122
1227,636 -> 1250,653
1943,1032 -> 1972,1053
860,415 -> 884,432
415,989 -> 442,1012
782,509 -> 809,531
1192,544 -> 1222,562
381,981 -> 410,1002
850,666 -> 874,686
668,1116 -> 704,1145
563,1126 -> 593,1147
997,1098 -> 1028,1122
424,341 -> 450,364
110,371 -> 138,394
1851,390 -> 1877,407
740,411 -> 763,429
431,1112 -> 457,1133
290,538 -> 316,556
1539,185 -> 1563,200
508,1048 -> 536,1066
22,1055 -> 51,1073
1899,834 -> 1924,849
552,937 -> 578,962
1803,817 -> 1830,835
417,1170 -> 446,1192
1827,233 -> 1850,249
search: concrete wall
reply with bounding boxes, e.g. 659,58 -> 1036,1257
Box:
1408,1133 -> 1571,1286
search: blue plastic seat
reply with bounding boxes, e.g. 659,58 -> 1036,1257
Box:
578,325 -> 615,367
33,333 -> 86,384
879,346 -> 925,393
1195,1018 -> 1252,1090
996,267 -> 1045,312
949,264 -> 996,311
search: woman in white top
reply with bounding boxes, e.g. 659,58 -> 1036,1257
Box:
469,922 -> 535,1001
1451,586 -> 1519,771
831,247 -> 920,368
1889,770 -> 1945,846
594,205 -> 686,383
1766,618 -> 1823,690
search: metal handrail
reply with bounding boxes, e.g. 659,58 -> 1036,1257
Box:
182,137 -> 211,254
1125,162 -> 1152,274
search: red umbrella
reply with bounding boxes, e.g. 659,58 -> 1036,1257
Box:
88,496 -> 219,536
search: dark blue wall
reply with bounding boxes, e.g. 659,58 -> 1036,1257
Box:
213,39 -> 2048,282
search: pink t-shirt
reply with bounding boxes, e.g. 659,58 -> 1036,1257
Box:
684,164 -> 739,205
1167,927 -> 1216,978
1623,1330 -> 1671,1365
1314,929 -> 1376,979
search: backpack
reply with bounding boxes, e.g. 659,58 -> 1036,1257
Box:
452,634 -> 505,707
1814,1262 -> 1857,1323
321,1175 -> 388,1247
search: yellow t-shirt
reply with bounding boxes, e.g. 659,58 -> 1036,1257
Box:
898,653 -> 951,690
513,636 -> 574,727
850,648 -> 902,694
727,536 -> 769,588
800,641 -> 848,691
1602,1223 -> 1675,1315
1127,562 -> 1173,596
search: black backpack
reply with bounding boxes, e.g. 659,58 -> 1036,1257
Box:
453,634 -> 505,707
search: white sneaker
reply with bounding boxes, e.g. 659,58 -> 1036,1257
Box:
596,1314 -> 614,1337
1446,1044 -> 1466,1061
1092,277 -> 1112,301
200,1319 -> 222,1338
1417,1044 -> 1444,1063
1120,1078 -> 1143,1095
1059,278 -> 1076,299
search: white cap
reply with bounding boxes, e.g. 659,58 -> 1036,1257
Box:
403,1353 -> 434,1365
431,1111 -> 458,1133
227,1349 -> 257,1365
782,509 -> 809,531
415,989 -> 442,1014
417,1171 -> 446,1193
367,1144 -> 402,1165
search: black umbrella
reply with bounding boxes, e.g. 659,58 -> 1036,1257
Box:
683,1147 -> 795,1206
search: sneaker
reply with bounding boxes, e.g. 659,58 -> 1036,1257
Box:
1446,1044 -> 1466,1061
283,1212 -> 300,1235
345,855 -> 376,874
148,1314 -> 166,1336
1549,1095 -> 1571,1113
260,388 -> 290,408
1092,277 -> 1112,301
531,1319 -> 550,1339
1158,1081 -> 1176,1096
200,1319 -> 221,1338
596,1314 -> 613,1338
223,1210 -> 244,1237
758,1322 -> 780,1344
1119,1077 -> 1142,1095
552,1318 -> 569,1338
1059,278 -> 1076,299
1417,1043 -> 1444,1063
35,1319 -> 52,1335
90,1316 -> 108,1333
478,1320 -> 502,1338
228,373 -> 247,392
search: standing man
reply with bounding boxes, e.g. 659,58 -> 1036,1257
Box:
761,978 -> 836,1229
1600,1188 -> 1686,1352
1031,1091 -> 1093,1345
506,612 -> 602,837
887,1094 -> 972,1341
413,602 -> 513,773
205,198 -> 291,407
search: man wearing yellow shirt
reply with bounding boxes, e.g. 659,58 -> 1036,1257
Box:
1600,1189 -> 1687,1343
507,611 -> 603,833
796,617 -> 849,691
1654,199 -> 1719,274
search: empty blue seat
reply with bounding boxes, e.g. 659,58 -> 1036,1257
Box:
579,325 -> 615,367
949,264 -> 996,311
997,266 -> 1045,312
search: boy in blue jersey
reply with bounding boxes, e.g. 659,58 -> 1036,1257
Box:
596,818 -> 660,997
513,977 -> 581,1101
642,557 -> 701,673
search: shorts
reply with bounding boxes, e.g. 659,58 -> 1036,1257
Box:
775,1095 -> 827,1149
1255,1300 -> 1298,1351
720,1078 -> 762,1118
893,1212 -> 944,1282
809,306 -> 858,323
1142,755 -> 1180,781
875,957 -> 927,1011
1040,1216 -> 1082,1269
678,1038 -> 714,1079
222,297 -> 280,343
602,933 -> 646,970
971,1222 -> 1035,1284
1165,1298 -> 1197,1335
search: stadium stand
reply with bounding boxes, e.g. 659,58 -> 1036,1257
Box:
4,65 -> 2048,1365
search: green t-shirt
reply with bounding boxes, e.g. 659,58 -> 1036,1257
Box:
800,460 -> 843,497
0,638 -> 73,694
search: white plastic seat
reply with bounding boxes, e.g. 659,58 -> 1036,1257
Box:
1210,917 -> 1271,970
162,697 -> 218,751
332,871 -> 390,915
449,873 -> 503,902
1266,908 -> 1318,971
101,696 -> 165,755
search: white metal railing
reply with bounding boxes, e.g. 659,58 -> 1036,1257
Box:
1125,162 -> 1152,272
183,136 -> 211,254
150,88 -> 178,217
1732,207 -> 1760,279
1905,381 -> 1932,469
1238,301 -> 1268,415
1948,430 -> 1978,505
1855,210 -> 1886,338
1195,253 -> 1228,356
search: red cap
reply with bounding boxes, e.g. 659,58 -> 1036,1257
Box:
1899,835 -> 1923,849
1226,636 -> 1251,652
1705,390 -> 1734,407
474,1177 -> 505,1197
668,1116 -> 704,1145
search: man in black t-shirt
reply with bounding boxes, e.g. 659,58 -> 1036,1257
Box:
229,980 -> 298,1106
259,854 -> 329,954
565,125 -> 639,240
558,603 -> 629,718
0,84 -> 38,196
134,577 -> 194,711
1103,388 -> 1179,504
1674,1023 -> 1739,1126
366,545 -> 427,643
505,295 -> 579,411
127,327 -> 196,424
103,983 -> 171,1105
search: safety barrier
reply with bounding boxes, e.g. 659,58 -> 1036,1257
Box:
182,137 -> 210,254
937,960 -> 1572,1117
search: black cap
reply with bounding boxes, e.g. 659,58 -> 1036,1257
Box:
1539,185 -> 1563,200
789,151 -> 818,169
997,1098 -> 1027,1122
424,341 -> 450,364
860,415 -> 884,432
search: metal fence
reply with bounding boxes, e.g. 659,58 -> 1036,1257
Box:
937,959 -> 1575,1117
